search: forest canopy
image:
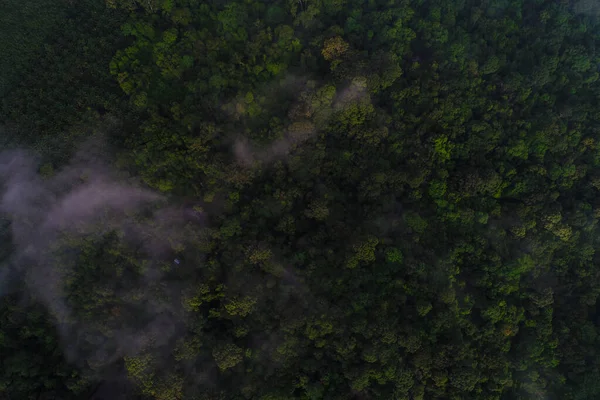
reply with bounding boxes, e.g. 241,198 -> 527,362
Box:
2,0 -> 600,399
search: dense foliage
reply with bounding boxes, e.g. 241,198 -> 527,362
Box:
3,0 -> 600,399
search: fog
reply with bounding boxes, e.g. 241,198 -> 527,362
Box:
0,139 -> 196,381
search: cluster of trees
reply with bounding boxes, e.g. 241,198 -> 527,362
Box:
3,0 -> 600,399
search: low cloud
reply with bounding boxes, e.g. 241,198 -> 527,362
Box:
0,139 -> 201,376
233,78 -> 369,167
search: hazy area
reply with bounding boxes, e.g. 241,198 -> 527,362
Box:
2,1 -> 600,399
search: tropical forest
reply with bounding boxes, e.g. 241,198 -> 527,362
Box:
2,0 -> 600,399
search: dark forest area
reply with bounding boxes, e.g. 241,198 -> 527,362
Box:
2,0 -> 600,399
